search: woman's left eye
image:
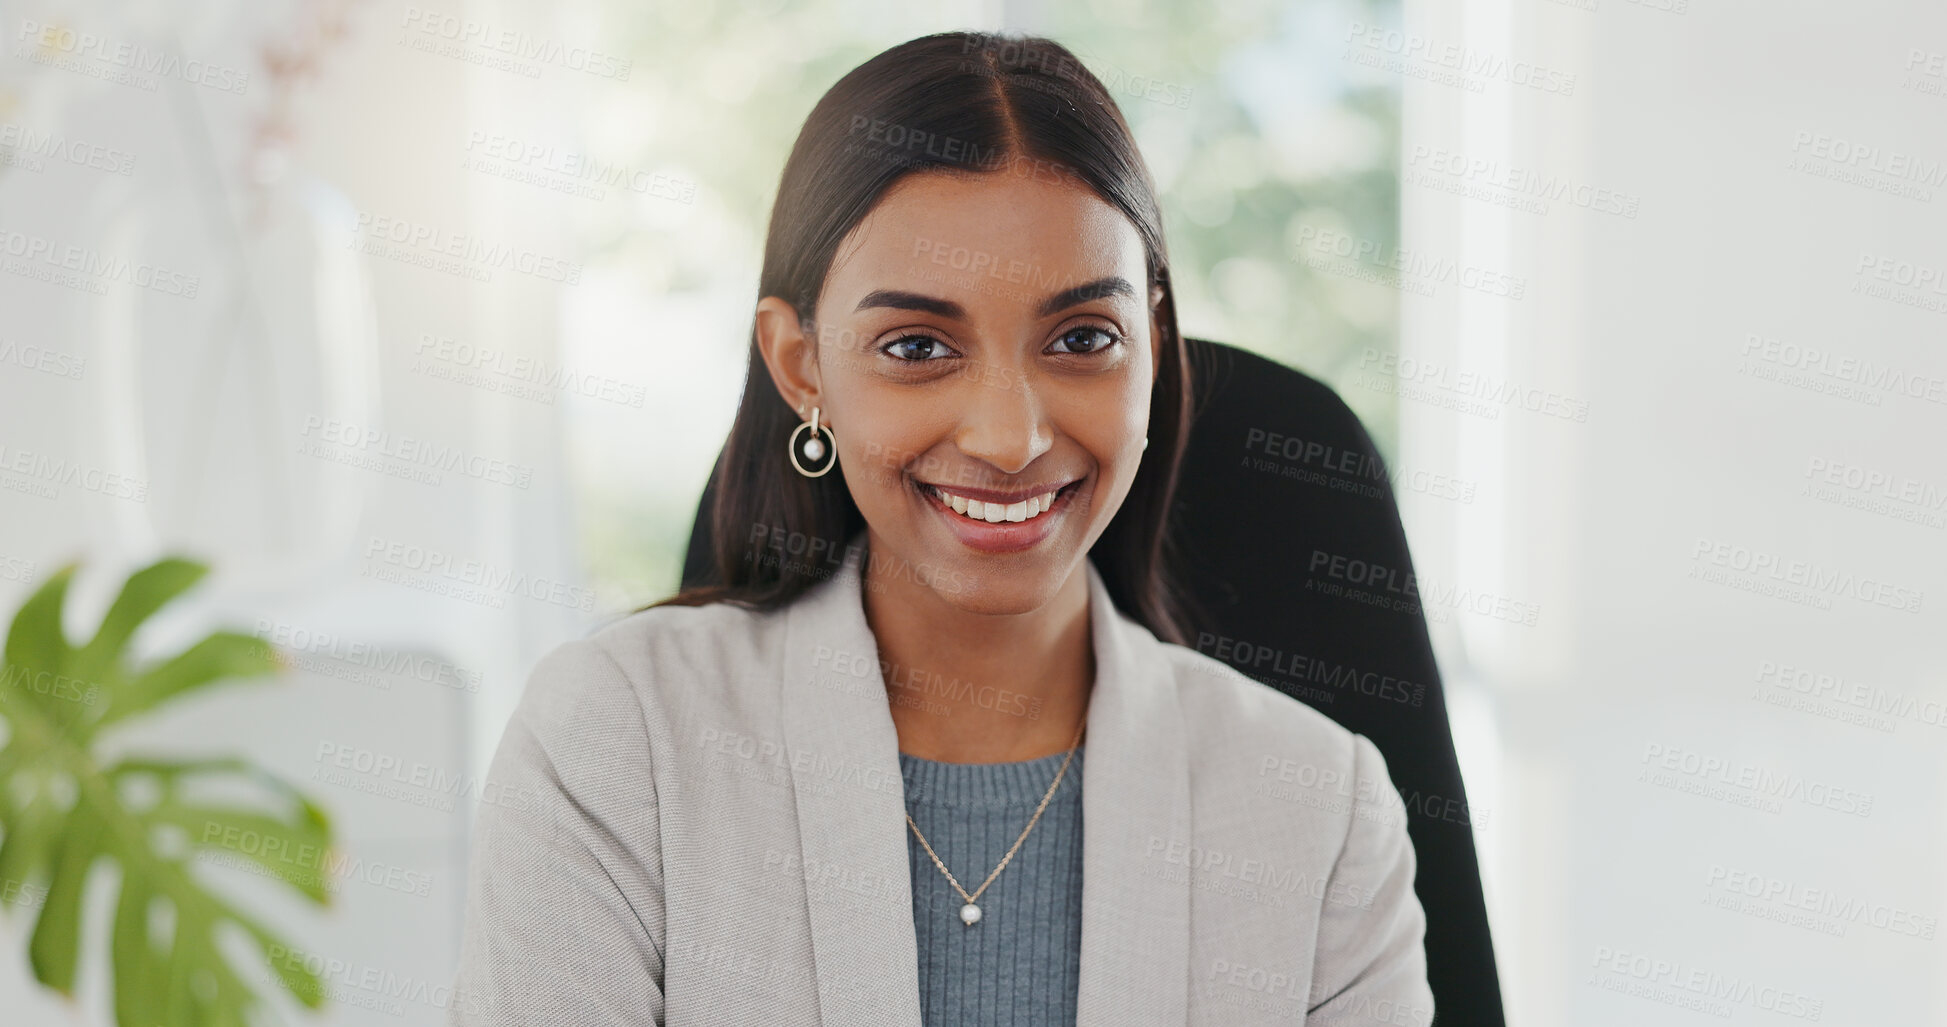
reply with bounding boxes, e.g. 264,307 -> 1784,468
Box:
1050,326 -> 1122,355
882,335 -> 952,361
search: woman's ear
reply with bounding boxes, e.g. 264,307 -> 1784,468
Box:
755,296 -> 821,419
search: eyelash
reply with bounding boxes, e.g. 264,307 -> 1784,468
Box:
879,325 -> 1124,363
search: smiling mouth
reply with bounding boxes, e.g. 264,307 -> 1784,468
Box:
911,477 -> 1082,524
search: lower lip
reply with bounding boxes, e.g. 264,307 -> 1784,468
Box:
912,477 -> 1079,553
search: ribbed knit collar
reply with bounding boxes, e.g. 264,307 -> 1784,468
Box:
899,745 -> 1086,809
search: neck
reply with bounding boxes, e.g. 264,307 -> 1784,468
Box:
859,538 -> 1094,765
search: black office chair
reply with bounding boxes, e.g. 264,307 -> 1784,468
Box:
681,336 -> 1506,1026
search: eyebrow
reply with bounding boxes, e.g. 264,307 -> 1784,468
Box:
853,275 -> 1136,320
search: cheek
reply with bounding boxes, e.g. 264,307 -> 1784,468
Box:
1071,409 -> 1144,475
837,428 -> 902,493
1116,372 -> 1153,438
831,403 -> 935,494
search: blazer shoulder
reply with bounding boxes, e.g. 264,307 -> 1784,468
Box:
1160,641 -> 1355,742
528,598 -> 786,713
1155,639 -> 1384,788
587,595 -> 778,663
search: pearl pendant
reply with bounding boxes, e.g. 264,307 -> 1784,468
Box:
960,903 -> 982,925
803,436 -> 825,462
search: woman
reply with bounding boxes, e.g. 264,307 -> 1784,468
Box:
450,30 -> 1433,1027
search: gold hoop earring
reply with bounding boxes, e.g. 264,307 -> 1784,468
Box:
790,405 -> 836,478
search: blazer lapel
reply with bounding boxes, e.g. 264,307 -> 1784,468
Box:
780,533 -> 1191,1026
781,537 -> 925,1025
1072,551 -> 1192,1024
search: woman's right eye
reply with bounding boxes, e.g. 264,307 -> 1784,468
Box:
881,334 -> 954,361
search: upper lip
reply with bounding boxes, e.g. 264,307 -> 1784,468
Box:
916,477 -> 1078,505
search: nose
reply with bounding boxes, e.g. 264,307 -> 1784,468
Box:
951,365 -> 1052,477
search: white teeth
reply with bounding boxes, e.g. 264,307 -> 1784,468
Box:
928,484 -> 1066,524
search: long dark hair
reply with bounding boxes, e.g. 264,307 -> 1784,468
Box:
649,30 -> 1199,647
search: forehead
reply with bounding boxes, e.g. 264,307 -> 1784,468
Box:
822,169 -> 1146,310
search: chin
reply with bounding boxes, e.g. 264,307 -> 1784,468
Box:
930,574 -> 1064,617
933,540 -> 1084,608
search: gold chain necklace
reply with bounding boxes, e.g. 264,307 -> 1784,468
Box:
904,715 -> 1087,926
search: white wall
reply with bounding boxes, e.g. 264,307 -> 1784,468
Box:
1397,0 -> 1947,1022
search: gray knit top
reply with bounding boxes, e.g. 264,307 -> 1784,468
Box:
898,745 -> 1086,1027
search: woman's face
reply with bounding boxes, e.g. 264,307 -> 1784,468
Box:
761,165 -> 1162,616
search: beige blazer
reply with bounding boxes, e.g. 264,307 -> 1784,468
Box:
449,536 -> 1433,1026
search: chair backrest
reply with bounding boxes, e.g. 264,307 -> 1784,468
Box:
681,335 -> 1506,1026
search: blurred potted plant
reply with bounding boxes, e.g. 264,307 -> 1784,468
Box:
0,557 -> 331,1024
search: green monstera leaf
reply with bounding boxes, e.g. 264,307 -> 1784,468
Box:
0,557 -> 334,1025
